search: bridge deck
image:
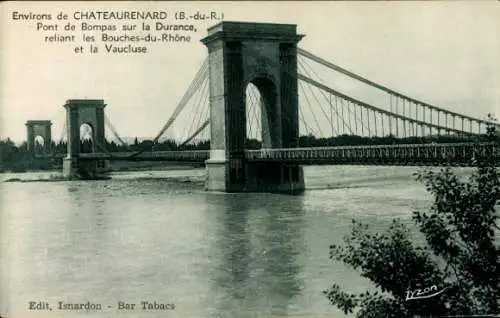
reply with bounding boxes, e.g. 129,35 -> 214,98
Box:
73,142 -> 499,166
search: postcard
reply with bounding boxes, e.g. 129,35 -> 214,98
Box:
1,1 -> 499,318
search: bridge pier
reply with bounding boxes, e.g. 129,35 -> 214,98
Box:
244,162 -> 304,193
62,157 -> 78,179
205,158 -> 304,193
202,22 -> 305,193
63,158 -> 110,179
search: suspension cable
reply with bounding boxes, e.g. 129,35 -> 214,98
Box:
152,57 -> 209,144
298,80 -> 324,136
179,120 -> 209,147
298,59 -> 338,136
298,74 -> 477,136
104,114 -> 128,147
298,48 -> 498,128
299,57 -> 358,135
181,75 -> 209,144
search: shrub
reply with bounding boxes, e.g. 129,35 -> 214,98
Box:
324,115 -> 500,317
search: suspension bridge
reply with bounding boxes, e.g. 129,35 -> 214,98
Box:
26,21 -> 499,193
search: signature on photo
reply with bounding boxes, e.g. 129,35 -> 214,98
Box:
405,284 -> 450,301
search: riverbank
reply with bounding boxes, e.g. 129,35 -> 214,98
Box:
1,161 -> 203,174
1,165 -> 207,184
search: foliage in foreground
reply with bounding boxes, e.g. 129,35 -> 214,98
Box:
325,116 -> 500,317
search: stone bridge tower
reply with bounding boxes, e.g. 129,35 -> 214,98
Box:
62,99 -> 109,179
26,120 -> 52,154
201,21 -> 305,193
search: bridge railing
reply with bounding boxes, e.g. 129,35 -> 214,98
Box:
245,142 -> 499,164
79,150 -> 210,161
77,142 -> 499,165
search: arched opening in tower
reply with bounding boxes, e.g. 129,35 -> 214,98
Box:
245,77 -> 280,150
34,135 -> 45,154
245,83 -> 262,149
79,123 -> 94,153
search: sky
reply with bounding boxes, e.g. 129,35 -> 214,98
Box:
1,1 -> 499,143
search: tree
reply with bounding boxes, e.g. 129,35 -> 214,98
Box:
324,115 -> 500,317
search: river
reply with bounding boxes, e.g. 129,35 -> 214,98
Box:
0,165 -> 468,318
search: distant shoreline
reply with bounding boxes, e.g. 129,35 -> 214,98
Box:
0,161 -> 204,174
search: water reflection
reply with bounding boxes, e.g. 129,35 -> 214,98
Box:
260,198 -> 304,316
48,183 -> 111,296
207,193 -> 305,317
221,197 -> 251,298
